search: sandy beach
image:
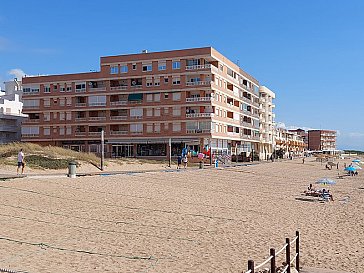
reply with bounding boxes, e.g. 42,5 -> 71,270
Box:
0,158 -> 363,273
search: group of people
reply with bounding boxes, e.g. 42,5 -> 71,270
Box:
305,184 -> 334,201
177,154 -> 188,169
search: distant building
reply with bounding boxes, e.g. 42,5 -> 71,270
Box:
258,86 -> 275,160
0,81 -> 27,143
308,130 -> 336,151
288,128 -> 308,150
275,127 -> 306,157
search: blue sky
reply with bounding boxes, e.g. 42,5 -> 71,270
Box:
1,0 -> 363,150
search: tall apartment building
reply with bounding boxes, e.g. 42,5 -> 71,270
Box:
308,130 -> 336,151
21,47 -> 262,158
258,86 -> 275,160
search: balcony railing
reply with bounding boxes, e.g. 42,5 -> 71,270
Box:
75,88 -> 86,93
110,86 -> 128,91
130,131 -> 143,135
26,119 -> 40,123
186,113 -> 214,118
75,117 -> 86,122
186,97 -> 212,102
21,133 -> 39,137
75,103 -> 87,107
186,129 -> 211,134
110,101 -> 128,106
110,131 -> 128,135
130,116 -> 143,119
89,132 -> 102,136
89,117 -> 106,121
110,116 -> 128,120
75,132 -> 86,136
89,87 -> 106,92
89,102 -> 106,107
185,64 -> 211,70
186,81 -> 211,86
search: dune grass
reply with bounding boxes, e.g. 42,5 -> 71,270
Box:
0,142 -> 100,169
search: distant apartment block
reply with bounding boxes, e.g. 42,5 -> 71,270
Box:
275,127 -> 306,156
308,130 -> 336,151
258,86 -> 275,160
288,128 -> 308,149
22,47 -> 266,159
0,80 -> 26,143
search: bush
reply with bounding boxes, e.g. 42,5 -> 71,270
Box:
25,155 -> 77,170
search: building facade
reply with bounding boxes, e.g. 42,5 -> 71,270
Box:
288,128 -> 308,150
275,127 -> 306,157
258,86 -> 275,160
308,130 -> 336,151
22,47 -> 263,159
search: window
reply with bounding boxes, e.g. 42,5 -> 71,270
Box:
66,112 -> 72,120
219,64 -> 223,71
164,107 -> 169,115
146,78 -> 153,87
173,107 -> 181,116
53,84 -> 58,90
44,86 -> 50,93
154,123 -> 160,132
44,112 -> 50,121
164,77 -> 169,84
23,99 -> 40,108
21,126 -> 39,136
130,123 -> 143,133
130,108 -> 143,118
59,127 -> 65,135
154,77 -> 160,86
154,93 -> 160,101
158,61 -> 166,70
66,126 -> 72,135
75,83 -> 86,91
88,95 -> 106,106
147,123 -> 153,133
146,108 -> 153,117
110,66 -> 119,74
154,108 -> 161,116
66,86 -> 72,92
172,92 -> 181,101
164,93 -> 169,99
120,65 -> 128,73
60,87 -> 65,92
132,64 -> 137,70
44,98 -> 50,107
60,112 -> 65,120
172,77 -> 180,85
60,98 -> 65,106
173,123 -> 181,132
43,127 -> 50,135
146,94 -> 153,102
164,122 -> 169,131
172,61 -> 180,69
53,112 -> 58,120
142,64 -> 152,72
66,97 -> 72,106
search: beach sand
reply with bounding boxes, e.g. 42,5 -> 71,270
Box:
0,158 -> 363,272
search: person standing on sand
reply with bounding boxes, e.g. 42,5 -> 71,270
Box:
177,155 -> 182,169
17,148 -> 25,175
183,155 -> 188,169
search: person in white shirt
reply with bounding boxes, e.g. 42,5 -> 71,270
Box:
17,148 -> 25,175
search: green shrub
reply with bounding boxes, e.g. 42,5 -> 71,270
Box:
25,155 -> 77,170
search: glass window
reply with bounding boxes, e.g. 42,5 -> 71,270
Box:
172,92 -> 181,101
120,65 -> 128,73
173,123 -> 181,132
158,61 -> 166,70
142,64 -> 152,72
172,61 -> 180,69
110,66 -> 118,74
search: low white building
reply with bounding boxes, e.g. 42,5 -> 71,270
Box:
0,79 -> 27,143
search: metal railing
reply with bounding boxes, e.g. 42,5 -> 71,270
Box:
110,86 -> 128,91
186,113 -> 214,118
186,81 -> 211,86
244,231 -> 300,273
185,64 -> 211,70
186,97 -> 212,102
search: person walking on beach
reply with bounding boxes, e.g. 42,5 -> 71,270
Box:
177,155 -> 182,169
17,148 -> 25,175
183,155 -> 188,169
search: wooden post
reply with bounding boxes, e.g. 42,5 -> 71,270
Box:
248,260 -> 254,273
270,248 -> 276,273
296,231 -> 300,271
286,238 -> 291,273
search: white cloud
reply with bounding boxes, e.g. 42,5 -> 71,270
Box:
7,68 -> 26,80
276,122 -> 286,129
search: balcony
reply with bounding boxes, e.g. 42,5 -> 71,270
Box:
89,117 -> 106,121
75,132 -> 86,136
110,130 -> 128,135
89,87 -> 106,92
75,117 -> 86,122
89,102 -> 106,107
21,133 -> 39,137
186,81 -> 211,86
186,97 -> 212,102
186,113 -> 214,118
110,86 -> 128,91
75,88 -> 86,93
185,64 -> 211,70
89,132 -> 102,136
110,101 -> 128,106
110,116 -> 128,120
26,119 -> 40,123
186,129 -> 211,134
75,103 -> 87,107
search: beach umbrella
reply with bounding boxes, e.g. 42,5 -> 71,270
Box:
352,164 -> 362,170
352,159 -> 361,163
345,166 -> 356,172
315,178 -> 336,185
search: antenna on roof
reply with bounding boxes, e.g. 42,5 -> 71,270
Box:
141,49 -> 148,53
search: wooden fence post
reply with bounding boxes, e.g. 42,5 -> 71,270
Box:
270,248 -> 276,273
286,238 -> 291,273
248,259 -> 254,273
296,231 -> 300,271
